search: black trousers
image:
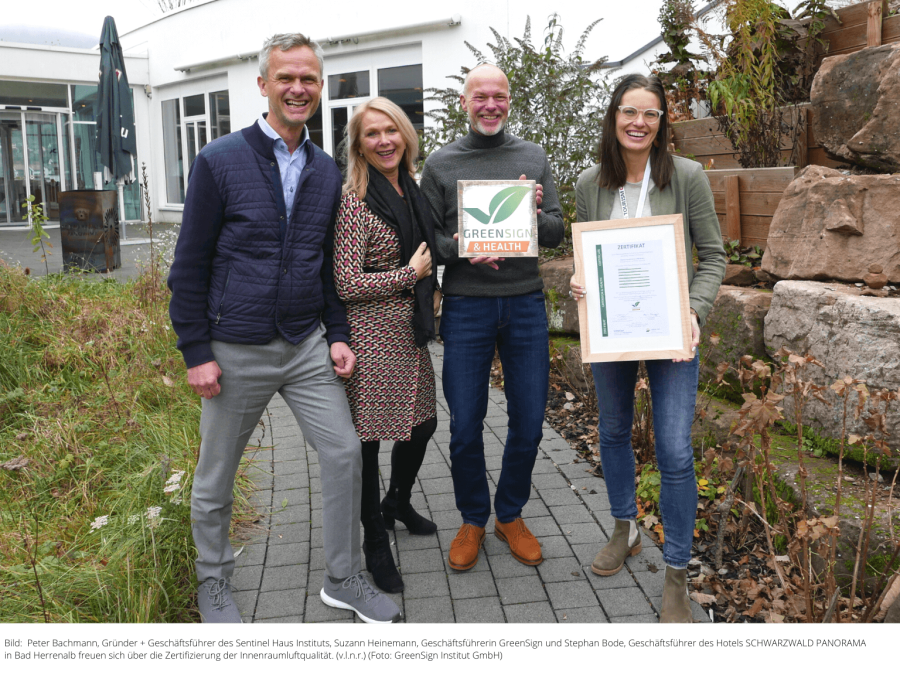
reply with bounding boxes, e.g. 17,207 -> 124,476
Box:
359,417 -> 437,540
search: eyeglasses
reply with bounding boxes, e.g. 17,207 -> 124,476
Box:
617,106 -> 664,124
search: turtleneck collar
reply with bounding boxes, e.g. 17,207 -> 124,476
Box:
463,126 -> 507,149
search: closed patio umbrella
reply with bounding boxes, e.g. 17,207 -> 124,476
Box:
96,15 -> 138,241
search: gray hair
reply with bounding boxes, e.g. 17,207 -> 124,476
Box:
259,33 -> 324,80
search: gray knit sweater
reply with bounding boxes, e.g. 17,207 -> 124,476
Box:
420,129 -> 564,297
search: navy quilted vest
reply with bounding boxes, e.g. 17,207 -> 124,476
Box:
199,124 -> 343,346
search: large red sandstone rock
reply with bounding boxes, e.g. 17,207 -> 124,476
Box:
699,285 -> 772,387
722,264 -> 756,286
811,43 -> 900,172
764,280 -> 900,459
761,165 -> 900,283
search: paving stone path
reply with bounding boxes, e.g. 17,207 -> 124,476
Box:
232,343 -> 710,624
0,227 -> 709,623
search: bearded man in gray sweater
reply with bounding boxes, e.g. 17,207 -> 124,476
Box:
419,63 -> 564,572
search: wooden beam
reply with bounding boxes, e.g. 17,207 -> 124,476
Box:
867,0 -> 884,47
725,175 -> 741,244
715,215 -> 775,250
822,2 -> 878,35
705,167 -> 798,193
713,191 -> 785,218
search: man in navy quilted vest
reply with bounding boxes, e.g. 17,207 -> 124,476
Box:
168,33 -> 400,624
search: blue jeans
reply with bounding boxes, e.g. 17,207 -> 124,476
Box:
440,291 -> 549,527
590,355 -> 699,568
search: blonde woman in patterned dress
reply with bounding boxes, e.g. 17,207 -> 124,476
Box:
333,97 -> 441,594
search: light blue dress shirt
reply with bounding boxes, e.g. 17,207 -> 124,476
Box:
257,113 -> 310,222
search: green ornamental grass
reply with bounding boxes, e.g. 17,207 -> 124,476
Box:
0,264 -> 256,623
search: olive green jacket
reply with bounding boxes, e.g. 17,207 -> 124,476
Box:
574,155 -> 726,327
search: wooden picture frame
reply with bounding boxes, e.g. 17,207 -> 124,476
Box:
457,180 -> 538,258
572,215 -> 692,362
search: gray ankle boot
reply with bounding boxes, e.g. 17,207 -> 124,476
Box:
591,519 -> 642,576
660,566 -> 692,623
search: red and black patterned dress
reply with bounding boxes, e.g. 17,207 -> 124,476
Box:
333,191 -> 437,442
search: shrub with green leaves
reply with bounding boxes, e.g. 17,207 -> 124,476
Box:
723,239 -> 763,267
22,194 -> 52,276
422,14 -> 611,250
653,0 -> 711,121
704,0 -> 837,168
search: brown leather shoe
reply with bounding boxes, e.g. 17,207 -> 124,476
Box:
448,524 -> 486,571
494,518 -> 543,566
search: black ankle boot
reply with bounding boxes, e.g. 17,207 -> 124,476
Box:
381,491 -> 437,536
363,538 -> 404,593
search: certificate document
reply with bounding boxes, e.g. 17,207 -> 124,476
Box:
573,215 -> 692,362
594,240 -> 669,338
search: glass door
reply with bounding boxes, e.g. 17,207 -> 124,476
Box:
325,69 -> 371,172
0,113 -> 26,225
330,107 -> 349,172
25,113 -> 62,219
183,92 -> 207,178
0,120 -> 9,223
186,120 -> 207,170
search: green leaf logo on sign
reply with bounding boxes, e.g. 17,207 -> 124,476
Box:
463,185 -> 532,225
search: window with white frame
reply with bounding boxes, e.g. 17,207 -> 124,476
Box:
315,45 -> 423,166
161,88 -> 230,205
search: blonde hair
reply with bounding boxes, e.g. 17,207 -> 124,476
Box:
343,97 -> 419,198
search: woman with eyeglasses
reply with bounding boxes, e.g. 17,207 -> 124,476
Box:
569,74 -> 725,622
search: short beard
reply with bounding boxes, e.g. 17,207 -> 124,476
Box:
470,116 -> 506,137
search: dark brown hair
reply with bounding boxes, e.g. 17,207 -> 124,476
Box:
597,74 -> 674,191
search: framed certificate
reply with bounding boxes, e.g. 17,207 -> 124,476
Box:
457,180 -> 538,257
572,215 -> 692,362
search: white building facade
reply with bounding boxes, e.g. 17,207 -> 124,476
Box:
0,0 -> 672,227
0,43 -> 149,226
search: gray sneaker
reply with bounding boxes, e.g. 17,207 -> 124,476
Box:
320,573 -> 401,624
197,577 -> 242,623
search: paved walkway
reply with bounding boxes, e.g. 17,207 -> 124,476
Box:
233,343 -> 710,624
0,230 -> 707,623
0,226 -> 709,623
0,223 -> 176,281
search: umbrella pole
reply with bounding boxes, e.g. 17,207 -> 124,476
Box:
117,178 -> 128,241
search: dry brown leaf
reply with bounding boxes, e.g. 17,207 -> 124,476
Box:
1,456 -> 30,471
747,597 -> 767,617
690,592 -> 717,605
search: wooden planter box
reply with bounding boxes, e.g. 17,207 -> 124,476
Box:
671,1 -> 900,250
670,106 -> 839,172
705,167 -> 798,251
818,0 -> 900,63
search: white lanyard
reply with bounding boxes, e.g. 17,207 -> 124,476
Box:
617,155 -> 652,219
